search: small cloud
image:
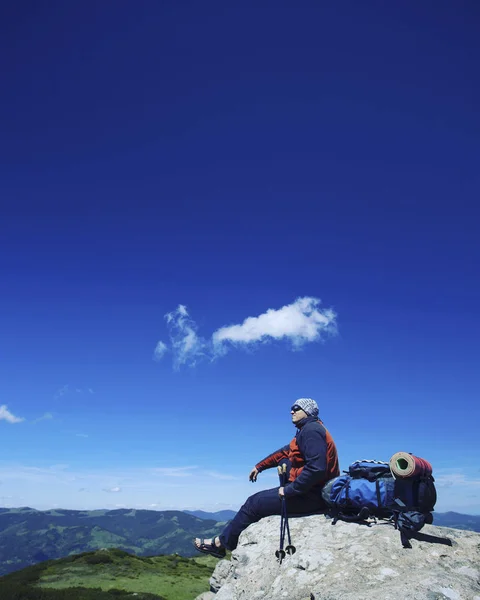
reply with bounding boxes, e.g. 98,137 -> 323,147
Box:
76,433 -> 89,438
165,305 -> 206,369
103,487 -> 122,493
204,471 -> 237,481
32,412 -> 53,424
54,385 -> 69,399
438,479 -> 454,488
78,488 -> 87,492
54,385 -> 94,398
150,466 -> 197,477
0,405 -> 25,424
153,341 -> 168,362
435,473 -> 480,488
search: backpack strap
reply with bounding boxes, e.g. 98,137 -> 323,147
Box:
332,507 -> 374,526
391,498 -> 425,548
375,480 -> 382,508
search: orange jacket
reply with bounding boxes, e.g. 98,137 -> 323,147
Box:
255,416 -> 339,497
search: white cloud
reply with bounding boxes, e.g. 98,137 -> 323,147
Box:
54,385 -> 94,399
435,473 -> 480,489
49,464 -> 69,471
32,412 -> 53,424
154,296 -> 337,369
203,471 -> 238,481
0,463 -> 246,510
54,385 -> 69,399
161,305 -> 206,369
150,466 -> 198,477
3,462 -> 477,514
76,433 -> 89,438
213,297 -> 337,349
0,405 -> 25,424
433,471 -> 480,513
153,341 -> 168,361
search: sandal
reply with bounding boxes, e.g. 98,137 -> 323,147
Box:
193,537 -> 226,559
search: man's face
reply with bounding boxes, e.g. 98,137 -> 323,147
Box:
291,404 -> 307,424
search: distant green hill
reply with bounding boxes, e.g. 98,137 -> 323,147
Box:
0,547 -> 218,600
432,511 -> 480,532
0,507 -> 222,576
184,509 -> 236,522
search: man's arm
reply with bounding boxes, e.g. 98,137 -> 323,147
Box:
283,426 -> 327,496
250,444 -> 290,480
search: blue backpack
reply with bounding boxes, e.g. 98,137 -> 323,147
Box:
321,459 -> 437,548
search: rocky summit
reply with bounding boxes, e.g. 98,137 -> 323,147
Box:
195,514 -> 480,600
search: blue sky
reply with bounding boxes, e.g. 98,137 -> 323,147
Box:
1,2 -> 479,515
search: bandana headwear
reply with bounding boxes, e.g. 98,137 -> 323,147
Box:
294,398 -> 319,418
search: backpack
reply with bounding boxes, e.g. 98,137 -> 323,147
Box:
321,458 -> 437,548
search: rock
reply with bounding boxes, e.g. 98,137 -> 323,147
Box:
210,559 -> 234,593
194,593 -> 215,600
209,514 -> 480,600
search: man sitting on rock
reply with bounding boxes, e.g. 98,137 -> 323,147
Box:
193,398 -> 340,558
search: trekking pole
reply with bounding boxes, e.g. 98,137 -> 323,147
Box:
275,464 -> 296,563
275,465 -> 286,563
281,463 -> 296,556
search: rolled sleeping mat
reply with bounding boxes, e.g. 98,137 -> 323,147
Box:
389,452 -> 432,478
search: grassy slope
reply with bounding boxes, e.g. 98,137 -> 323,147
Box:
37,551 -> 217,599
0,508 -> 223,576
1,548 -> 221,600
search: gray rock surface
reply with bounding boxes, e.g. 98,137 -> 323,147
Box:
201,514 -> 480,600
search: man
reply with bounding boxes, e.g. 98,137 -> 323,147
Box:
193,397 -> 339,558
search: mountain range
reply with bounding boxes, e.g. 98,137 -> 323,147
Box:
184,510 -> 236,522
186,508 -> 480,531
429,511 -> 480,531
0,507 -> 223,577
0,506 -> 478,578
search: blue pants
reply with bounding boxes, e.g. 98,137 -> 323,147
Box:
219,467 -> 326,551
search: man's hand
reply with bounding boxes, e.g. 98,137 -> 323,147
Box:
249,467 -> 259,482
278,487 -> 285,497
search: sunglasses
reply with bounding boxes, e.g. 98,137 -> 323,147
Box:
291,405 -> 303,412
